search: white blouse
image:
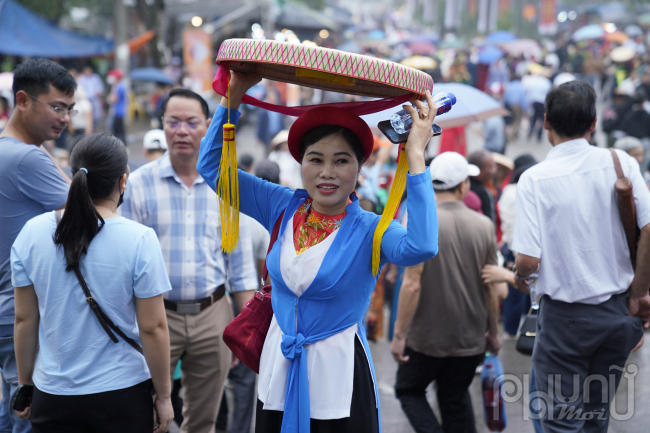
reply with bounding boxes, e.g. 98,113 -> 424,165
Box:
257,215 -> 371,420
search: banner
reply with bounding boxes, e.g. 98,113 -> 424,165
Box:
538,0 -> 558,35
183,29 -> 213,93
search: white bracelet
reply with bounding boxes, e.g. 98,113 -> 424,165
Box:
409,170 -> 425,175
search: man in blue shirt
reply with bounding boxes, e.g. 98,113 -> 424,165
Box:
0,59 -> 74,433
108,69 -> 127,145
503,74 -> 528,142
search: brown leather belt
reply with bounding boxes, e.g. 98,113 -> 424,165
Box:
164,285 -> 226,315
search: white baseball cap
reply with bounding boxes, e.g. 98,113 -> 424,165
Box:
143,129 -> 168,150
429,152 -> 480,190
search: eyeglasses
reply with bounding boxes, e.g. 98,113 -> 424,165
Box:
163,120 -> 205,130
26,93 -> 78,118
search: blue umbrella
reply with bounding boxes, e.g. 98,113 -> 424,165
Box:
367,29 -> 385,40
478,46 -> 504,65
336,40 -> 363,53
625,24 -> 643,37
573,24 -> 605,41
361,82 -> 509,129
407,33 -> 441,44
130,67 -> 173,85
484,30 -> 516,45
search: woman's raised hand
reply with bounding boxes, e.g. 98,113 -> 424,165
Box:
403,90 -> 436,174
220,69 -> 263,111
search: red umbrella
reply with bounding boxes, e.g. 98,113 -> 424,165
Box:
604,31 -> 629,44
406,41 -> 436,55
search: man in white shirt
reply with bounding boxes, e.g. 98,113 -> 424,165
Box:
513,81 -> 650,433
523,73 -> 552,142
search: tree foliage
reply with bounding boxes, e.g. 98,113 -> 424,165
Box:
16,0 -> 113,23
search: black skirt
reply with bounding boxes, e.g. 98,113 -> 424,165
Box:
256,335 -> 379,433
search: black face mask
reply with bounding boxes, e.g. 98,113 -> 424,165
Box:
117,191 -> 124,208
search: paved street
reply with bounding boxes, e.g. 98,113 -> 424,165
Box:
370,331 -> 650,433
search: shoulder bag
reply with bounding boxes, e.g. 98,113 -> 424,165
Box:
515,308 -> 536,356
223,211 -> 284,374
610,148 -> 639,269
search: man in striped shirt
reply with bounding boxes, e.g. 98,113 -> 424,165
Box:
121,89 -> 257,433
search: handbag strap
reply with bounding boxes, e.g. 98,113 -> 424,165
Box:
72,268 -> 144,355
262,211 -> 285,282
610,148 -> 625,179
55,210 -> 143,354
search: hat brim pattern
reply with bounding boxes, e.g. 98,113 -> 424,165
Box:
216,39 -> 434,99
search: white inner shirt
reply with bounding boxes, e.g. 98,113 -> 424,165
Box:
257,215 -> 367,420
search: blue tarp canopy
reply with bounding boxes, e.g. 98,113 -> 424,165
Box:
131,67 -> 173,85
0,0 -> 113,58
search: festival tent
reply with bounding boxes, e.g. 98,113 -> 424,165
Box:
0,0 -> 113,58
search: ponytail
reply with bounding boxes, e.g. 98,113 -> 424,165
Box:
54,133 -> 128,272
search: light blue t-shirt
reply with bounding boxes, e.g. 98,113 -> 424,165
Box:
11,212 -> 171,395
0,137 -> 69,325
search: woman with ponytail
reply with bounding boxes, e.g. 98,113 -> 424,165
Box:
10,133 -> 174,433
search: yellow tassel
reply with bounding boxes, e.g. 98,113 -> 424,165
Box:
371,145 -> 409,276
217,84 -> 240,253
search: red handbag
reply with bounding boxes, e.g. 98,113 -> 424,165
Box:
223,212 -> 284,374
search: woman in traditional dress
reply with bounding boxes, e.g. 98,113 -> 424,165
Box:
197,72 -> 439,433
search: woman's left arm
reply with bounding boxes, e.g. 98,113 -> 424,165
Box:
380,92 -> 439,266
380,170 -> 438,266
15,285 -> 39,387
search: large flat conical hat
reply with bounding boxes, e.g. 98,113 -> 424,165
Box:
216,39 -> 433,98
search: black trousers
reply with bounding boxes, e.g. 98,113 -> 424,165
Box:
528,102 -> 545,141
256,336 -> 378,433
30,380 -> 153,433
112,116 -> 126,146
229,362 -> 257,433
533,293 -> 643,433
395,348 -> 483,433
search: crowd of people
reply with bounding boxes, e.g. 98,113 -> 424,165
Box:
1,32 -> 650,433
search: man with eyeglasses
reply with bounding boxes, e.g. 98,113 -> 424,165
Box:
121,88 -> 258,433
0,59 -> 75,433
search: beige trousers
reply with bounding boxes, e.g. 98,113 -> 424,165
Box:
167,296 -> 233,433
508,104 -> 523,142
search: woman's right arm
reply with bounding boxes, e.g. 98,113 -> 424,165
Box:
132,229 -> 174,433
14,285 -> 39,419
197,71 -> 294,231
135,295 -> 173,433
